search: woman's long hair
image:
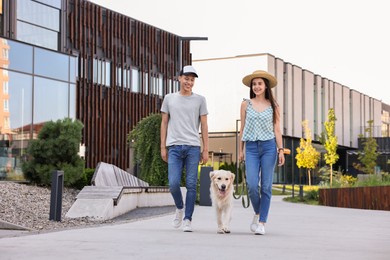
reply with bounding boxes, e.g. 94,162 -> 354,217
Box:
249,78 -> 279,124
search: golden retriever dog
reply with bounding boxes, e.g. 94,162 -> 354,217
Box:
209,170 -> 235,234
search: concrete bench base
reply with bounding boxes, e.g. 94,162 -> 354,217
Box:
65,187 -> 184,221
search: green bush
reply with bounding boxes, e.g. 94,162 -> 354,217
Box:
22,118 -> 85,187
84,168 -> 96,184
382,172 -> 390,183
128,113 -> 168,186
72,168 -> 95,190
354,174 -> 390,187
219,162 -> 243,184
304,189 -> 319,201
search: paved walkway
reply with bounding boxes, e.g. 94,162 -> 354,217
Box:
1,196 -> 390,260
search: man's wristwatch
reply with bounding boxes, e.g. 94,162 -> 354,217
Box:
278,148 -> 284,153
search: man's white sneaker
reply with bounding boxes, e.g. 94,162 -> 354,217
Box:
250,214 -> 259,232
255,223 -> 265,235
172,208 -> 183,228
182,219 -> 193,232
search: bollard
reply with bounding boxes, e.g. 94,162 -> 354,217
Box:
199,166 -> 213,206
49,170 -> 64,221
292,184 -> 295,198
299,185 -> 304,200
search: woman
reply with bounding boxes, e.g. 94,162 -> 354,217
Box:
239,70 -> 285,235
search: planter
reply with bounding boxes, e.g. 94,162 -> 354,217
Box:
319,186 -> 390,211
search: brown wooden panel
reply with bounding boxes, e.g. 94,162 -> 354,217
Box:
319,186 -> 390,211
66,0 -> 192,171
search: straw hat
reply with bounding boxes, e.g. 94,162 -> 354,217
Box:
242,70 -> 277,88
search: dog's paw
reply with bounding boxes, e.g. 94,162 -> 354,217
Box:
217,228 -> 225,234
217,228 -> 231,234
222,228 -> 231,234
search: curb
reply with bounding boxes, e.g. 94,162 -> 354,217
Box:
0,219 -> 33,231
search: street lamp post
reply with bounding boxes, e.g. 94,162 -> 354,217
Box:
178,36 -> 208,71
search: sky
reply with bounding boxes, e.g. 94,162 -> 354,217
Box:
91,0 -> 390,105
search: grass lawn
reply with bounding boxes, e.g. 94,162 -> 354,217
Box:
230,183 -> 319,205
273,184 -> 319,205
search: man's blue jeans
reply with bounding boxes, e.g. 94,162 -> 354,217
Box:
245,139 -> 277,223
168,145 -> 200,221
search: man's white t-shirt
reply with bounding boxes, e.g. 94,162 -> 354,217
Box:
161,92 -> 208,147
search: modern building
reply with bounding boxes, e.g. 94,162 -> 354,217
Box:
193,54 -> 390,185
0,0 -> 198,180
1,1 -> 388,184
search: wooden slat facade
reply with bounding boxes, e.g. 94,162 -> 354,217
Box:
319,186 -> 390,211
65,0 -> 192,170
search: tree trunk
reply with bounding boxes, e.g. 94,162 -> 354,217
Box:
308,169 -> 311,186
330,164 -> 333,187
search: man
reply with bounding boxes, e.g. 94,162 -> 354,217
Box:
160,65 -> 209,232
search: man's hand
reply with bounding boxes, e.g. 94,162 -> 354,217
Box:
161,147 -> 167,162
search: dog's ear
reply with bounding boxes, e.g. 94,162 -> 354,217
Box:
209,171 -> 214,179
230,172 -> 235,182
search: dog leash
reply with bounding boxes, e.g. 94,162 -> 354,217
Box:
233,160 -> 250,208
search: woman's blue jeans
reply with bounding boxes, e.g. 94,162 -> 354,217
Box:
245,139 -> 277,223
168,145 -> 200,221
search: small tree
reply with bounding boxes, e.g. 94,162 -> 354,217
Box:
323,108 -> 339,186
354,120 -> 378,175
296,120 -> 320,186
128,113 -> 168,186
22,118 -> 85,187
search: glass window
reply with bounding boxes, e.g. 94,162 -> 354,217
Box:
116,66 -> 122,87
5,71 -> 33,133
159,76 -> 163,97
0,71 -> 33,181
69,56 -> 77,83
34,47 -> 69,81
93,58 -> 98,84
4,117 -> 10,130
105,61 -> 110,86
3,81 -> 8,94
87,57 -> 92,82
124,68 -> 130,90
131,68 -> 139,93
151,75 -> 157,95
33,77 -> 69,124
17,0 -> 60,31
3,99 -> 9,111
0,7 -> 3,36
168,79 -> 173,94
1,39 -> 33,73
123,68 -> 127,89
96,59 -> 102,84
144,72 -> 148,95
382,111 -> 389,124
174,80 -> 179,92
17,21 -> 59,50
154,76 -> 158,95
69,84 -> 76,119
92,58 -> 110,86
35,0 -> 62,9
2,48 -> 8,59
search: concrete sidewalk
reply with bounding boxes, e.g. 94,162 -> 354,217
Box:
1,196 -> 389,260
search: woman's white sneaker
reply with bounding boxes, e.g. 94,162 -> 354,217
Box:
172,208 -> 183,228
255,223 -> 265,235
182,219 -> 193,232
250,214 -> 259,232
